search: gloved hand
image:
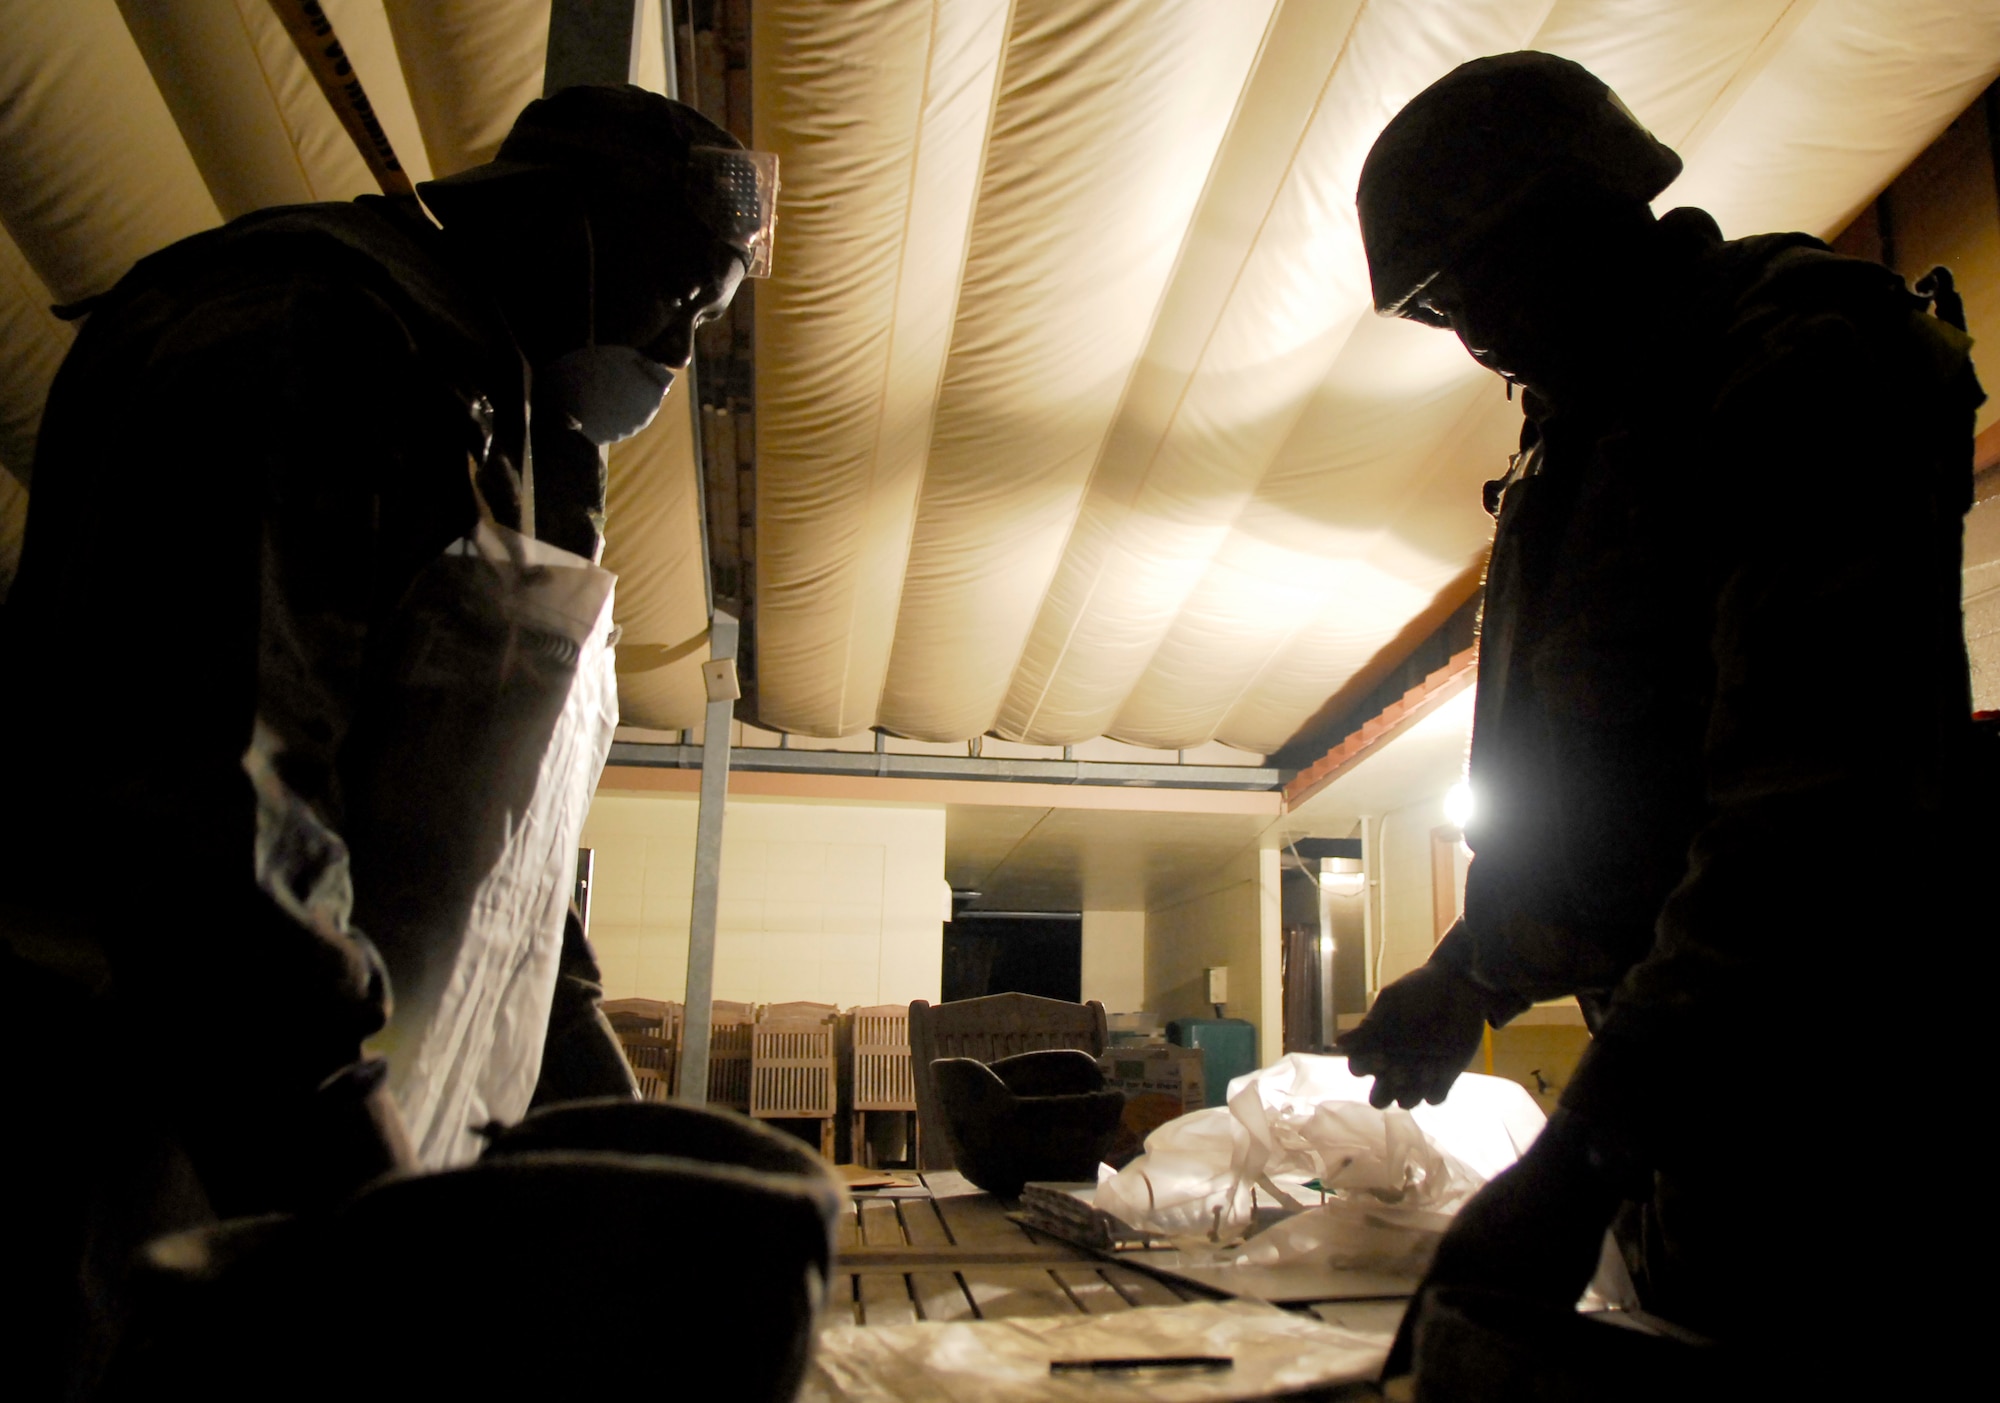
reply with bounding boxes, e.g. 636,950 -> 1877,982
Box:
1336,961 -> 1490,1108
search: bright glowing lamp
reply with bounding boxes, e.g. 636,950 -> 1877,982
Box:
1444,780 -> 1474,830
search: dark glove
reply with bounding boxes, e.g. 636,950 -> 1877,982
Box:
1336,961 -> 1489,1108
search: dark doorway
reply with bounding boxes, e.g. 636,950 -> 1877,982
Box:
942,912 -> 1081,1003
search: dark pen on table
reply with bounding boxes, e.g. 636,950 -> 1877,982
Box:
1050,1356 -> 1233,1375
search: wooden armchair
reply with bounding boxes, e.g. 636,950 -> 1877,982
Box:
907,992 -> 1107,1171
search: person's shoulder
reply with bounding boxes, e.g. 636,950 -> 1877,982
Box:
1725,236 -> 1908,341
75,198 -> 445,337
1668,212 -> 1972,421
1669,210 -> 1981,510
1690,215 -> 1950,365
58,198 -> 491,407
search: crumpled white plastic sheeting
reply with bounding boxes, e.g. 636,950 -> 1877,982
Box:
1095,1055 -> 1546,1271
802,1299 -> 1391,1403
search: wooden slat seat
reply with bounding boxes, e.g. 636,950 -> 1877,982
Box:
849,1003 -> 917,1168
619,1032 -> 677,1104
604,999 -> 680,1103
752,1005 -> 837,1156
602,997 -> 673,1039
677,1001 -> 757,1111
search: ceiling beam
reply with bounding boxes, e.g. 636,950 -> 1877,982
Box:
596,764 -> 1284,816
544,0 -> 652,94
606,741 -> 1283,791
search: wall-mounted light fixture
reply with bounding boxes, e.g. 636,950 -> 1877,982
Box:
1443,779 -> 1474,831
1318,855 -> 1365,895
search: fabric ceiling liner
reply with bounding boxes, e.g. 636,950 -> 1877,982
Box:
753,0 -> 2000,750
2,1 -> 1997,743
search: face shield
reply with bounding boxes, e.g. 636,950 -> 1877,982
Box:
686,146 -> 780,278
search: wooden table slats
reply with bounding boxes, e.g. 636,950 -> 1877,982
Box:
908,1269 -> 977,1322
1051,1265 -> 1135,1316
856,1268 -> 920,1326
830,1174 -> 1203,1329
831,1273 -> 860,1325
834,1202 -> 862,1252
1101,1262 -> 1191,1308
958,1265 -> 1083,1319
858,1198 -> 904,1246
931,1190 -> 1026,1243
896,1196 -> 953,1247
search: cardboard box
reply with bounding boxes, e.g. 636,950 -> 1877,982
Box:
1097,1044 -> 1205,1165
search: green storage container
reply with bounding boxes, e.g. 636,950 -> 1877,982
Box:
1166,1017 -> 1257,1108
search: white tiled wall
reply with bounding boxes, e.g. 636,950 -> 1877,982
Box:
1144,847 -> 1283,1065
580,794 -> 945,1009
1081,909 -> 1145,1013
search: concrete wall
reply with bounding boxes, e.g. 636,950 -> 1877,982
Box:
1080,908 -> 1145,1015
1144,848 -> 1282,1065
580,794 -> 945,1008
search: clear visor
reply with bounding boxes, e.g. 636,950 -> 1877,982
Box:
1393,270 -> 1453,327
687,146 -> 780,278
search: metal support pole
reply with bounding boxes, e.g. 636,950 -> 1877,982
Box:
676,606 -> 739,1104
544,0 -> 651,93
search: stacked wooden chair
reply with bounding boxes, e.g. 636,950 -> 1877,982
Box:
602,998 -> 679,1104
908,993 -> 1108,1171
750,1002 -> 840,1158
699,999 -> 760,1112
600,998 -> 769,1111
604,994 -> 1113,1173
848,1004 -> 918,1168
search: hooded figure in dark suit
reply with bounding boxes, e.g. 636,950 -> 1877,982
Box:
0,85 -> 789,1396
1341,51 -> 1987,1398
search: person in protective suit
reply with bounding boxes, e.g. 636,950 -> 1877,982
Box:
0,85 -> 794,1396
1338,52 -> 1985,1395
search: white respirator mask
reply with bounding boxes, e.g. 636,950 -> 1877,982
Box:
536,344 -> 675,446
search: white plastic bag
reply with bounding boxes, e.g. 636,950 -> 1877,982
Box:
1095,1054 -> 1546,1273
353,521 -> 619,1167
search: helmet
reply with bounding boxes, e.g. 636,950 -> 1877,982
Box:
430,85 -> 780,277
1356,52 -> 1681,321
